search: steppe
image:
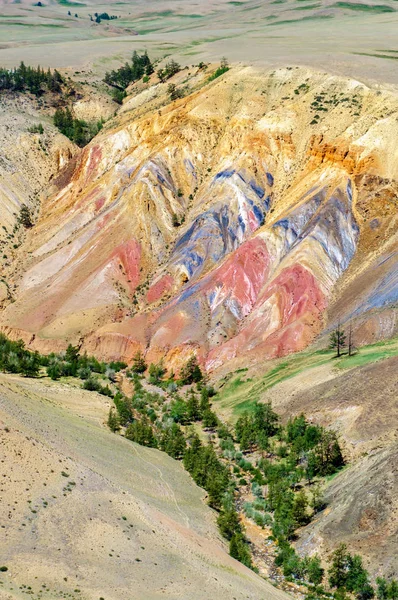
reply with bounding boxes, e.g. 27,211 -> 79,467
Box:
2,0 -> 398,86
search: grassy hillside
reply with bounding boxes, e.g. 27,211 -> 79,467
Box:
215,337 -> 398,416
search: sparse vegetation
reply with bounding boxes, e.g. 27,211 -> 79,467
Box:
329,324 -> 346,357
208,57 -> 229,81
28,123 -> 44,134
167,82 -> 184,101
157,59 -> 181,83
19,204 -> 34,229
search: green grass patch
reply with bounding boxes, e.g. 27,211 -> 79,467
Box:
267,14 -> 334,25
216,337 -> 398,417
332,1 -> 395,11
57,0 -> 86,5
2,21 -> 66,27
139,10 -> 174,18
216,349 -> 333,415
136,27 -> 163,34
353,51 -> 398,60
176,13 -> 204,18
335,339 -> 398,369
325,464 -> 349,482
293,3 -> 322,9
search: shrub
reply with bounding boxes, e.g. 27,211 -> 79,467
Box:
208,58 -> 229,82
19,204 -> 33,228
131,350 -> 147,374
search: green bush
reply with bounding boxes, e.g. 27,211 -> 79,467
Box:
54,108 -> 104,147
208,58 -> 229,82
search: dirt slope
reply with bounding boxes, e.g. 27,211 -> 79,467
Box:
0,94 -> 75,277
275,355 -> 398,578
0,373 -> 289,600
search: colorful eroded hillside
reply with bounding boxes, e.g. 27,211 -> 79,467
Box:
1,66 -> 397,372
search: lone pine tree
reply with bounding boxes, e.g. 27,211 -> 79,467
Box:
329,324 -> 346,357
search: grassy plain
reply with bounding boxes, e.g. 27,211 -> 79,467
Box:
2,0 -> 398,85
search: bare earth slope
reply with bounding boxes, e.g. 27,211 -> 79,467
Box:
0,94 -> 75,306
277,355 -> 398,578
0,373 -> 289,600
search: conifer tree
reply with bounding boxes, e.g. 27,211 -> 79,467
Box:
131,350 -> 147,373
180,355 -> 203,385
19,204 -> 33,228
329,544 -> 350,589
329,324 -> 346,357
107,408 -> 120,432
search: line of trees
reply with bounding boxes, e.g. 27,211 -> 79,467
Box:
107,370 -> 348,576
0,62 -> 63,95
104,51 -> 154,91
0,334 -> 126,395
109,376 -> 253,566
